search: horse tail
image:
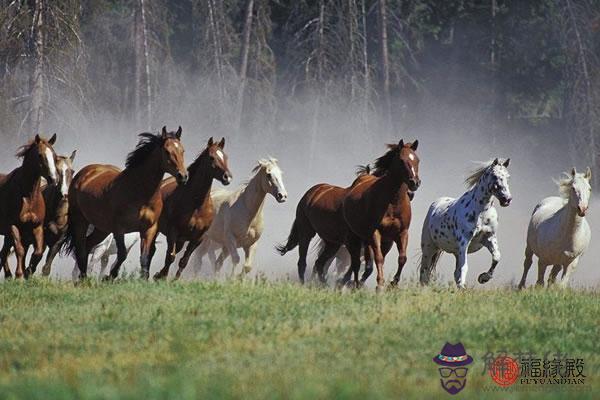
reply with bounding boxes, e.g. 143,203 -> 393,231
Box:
276,219 -> 300,255
60,217 -> 76,257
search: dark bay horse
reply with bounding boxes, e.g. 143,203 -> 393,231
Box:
0,134 -> 58,279
153,137 -> 231,280
63,126 -> 187,279
340,140 -> 420,290
40,151 -> 76,276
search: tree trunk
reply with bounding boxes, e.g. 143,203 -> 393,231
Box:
235,0 -> 254,133
377,0 -> 391,130
134,0 -> 152,130
360,0 -> 370,134
29,0 -> 45,135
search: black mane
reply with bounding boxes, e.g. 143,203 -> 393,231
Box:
187,147 -> 210,179
371,144 -> 400,176
125,132 -> 175,169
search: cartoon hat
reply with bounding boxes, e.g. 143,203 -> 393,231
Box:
433,342 -> 473,367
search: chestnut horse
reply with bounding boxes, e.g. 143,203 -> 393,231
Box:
153,137 -> 231,280
277,141 -> 420,288
63,127 -> 187,279
41,151 -> 77,275
0,134 -> 58,279
339,140 -> 420,290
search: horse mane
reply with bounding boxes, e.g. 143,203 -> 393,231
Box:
464,160 -> 495,188
556,173 -> 575,199
125,132 -> 175,169
371,144 -> 400,175
15,140 -> 36,158
251,157 -> 278,174
187,147 -> 210,179
355,164 -> 371,176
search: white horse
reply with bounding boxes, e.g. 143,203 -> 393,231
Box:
420,158 -> 512,288
193,158 -> 287,275
519,168 -> 591,289
71,233 -> 138,280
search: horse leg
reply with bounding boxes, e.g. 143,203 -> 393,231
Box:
215,247 -> 229,273
313,241 -> 341,284
548,265 -> 562,286
391,230 -> 409,286
419,225 -> 441,285
223,233 -> 241,274
478,235 -> 501,284
360,242 -> 374,283
559,258 -> 579,288
0,237 -> 13,279
339,234 -> 362,288
535,260 -> 549,287
335,247 -> 350,278
175,238 -> 203,280
154,234 -> 183,280
453,246 -> 469,289
139,225 -> 158,279
10,226 -> 26,279
241,242 -> 257,275
518,246 -> 534,289
24,225 -> 44,278
105,234 -> 127,280
192,239 -> 210,275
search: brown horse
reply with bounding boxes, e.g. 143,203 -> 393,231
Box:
340,140 -> 420,290
63,126 -> 187,279
40,151 -> 77,276
277,141 -> 420,288
0,134 -> 58,279
153,137 -> 231,280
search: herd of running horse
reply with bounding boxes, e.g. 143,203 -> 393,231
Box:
0,128 -> 592,289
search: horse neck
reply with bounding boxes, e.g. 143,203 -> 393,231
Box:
461,179 -> 493,215
19,153 -> 43,198
123,150 -> 166,200
241,171 -> 268,218
559,199 -> 585,236
185,158 -> 214,205
45,186 -> 68,223
370,168 -> 407,208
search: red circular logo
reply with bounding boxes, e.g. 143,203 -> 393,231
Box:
489,356 -> 520,386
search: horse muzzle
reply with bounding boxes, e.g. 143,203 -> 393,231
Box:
275,192 -> 287,203
220,173 -> 232,185
176,172 -> 189,185
408,179 -> 421,192
499,197 -> 512,207
578,206 -> 588,217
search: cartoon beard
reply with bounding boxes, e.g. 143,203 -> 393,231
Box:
440,378 -> 466,395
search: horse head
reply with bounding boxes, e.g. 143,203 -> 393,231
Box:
391,139 -> 421,191
205,137 -> 232,186
256,158 -> 287,203
56,150 -> 76,198
18,134 -> 59,185
160,126 -> 188,185
563,167 -> 592,217
488,158 -> 512,207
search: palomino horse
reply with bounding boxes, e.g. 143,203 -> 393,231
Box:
153,137 -> 232,280
0,134 -> 58,279
40,151 -> 77,276
278,141 -> 420,288
318,163 -> 416,285
419,158 -> 512,288
519,168 -> 591,288
64,126 -> 187,279
339,141 -> 420,290
193,158 -> 287,276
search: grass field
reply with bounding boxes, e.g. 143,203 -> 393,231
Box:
0,279 -> 598,399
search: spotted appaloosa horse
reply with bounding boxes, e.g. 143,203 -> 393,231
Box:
419,158 -> 512,288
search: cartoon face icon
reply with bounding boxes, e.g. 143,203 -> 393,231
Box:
438,366 -> 469,395
433,342 -> 473,395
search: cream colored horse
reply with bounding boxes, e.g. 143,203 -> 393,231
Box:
193,158 -> 287,275
519,168 -> 592,288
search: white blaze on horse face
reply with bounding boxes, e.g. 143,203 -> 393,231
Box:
271,164 -> 287,197
45,148 -> 58,182
215,149 -> 224,163
408,153 -> 415,161
60,163 -> 69,196
572,174 -> 592,210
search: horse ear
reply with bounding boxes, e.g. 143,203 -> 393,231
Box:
49,133 -> 57,145
218,137 -> 225,149
411,140 -> 419,151
207,137 -> 214,146
398,139 -> 404,148
35,134 -> 41,143
502,158 -> 510,168
161,126 -> 167,138
585,167 -> 592,181
70,150 -> 77,162
176,126 -> 182,139
571,167 -> 577,176
493,158 -> 499,165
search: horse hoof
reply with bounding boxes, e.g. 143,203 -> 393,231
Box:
102,275 -> 114,283
153,272 -> 165,281
140,270 -> 150,280
23,268 -> 32,279
41,266 -> 51,276
478,272 -> 491,284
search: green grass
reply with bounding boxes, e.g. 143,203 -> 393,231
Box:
0,279 -> 598,399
